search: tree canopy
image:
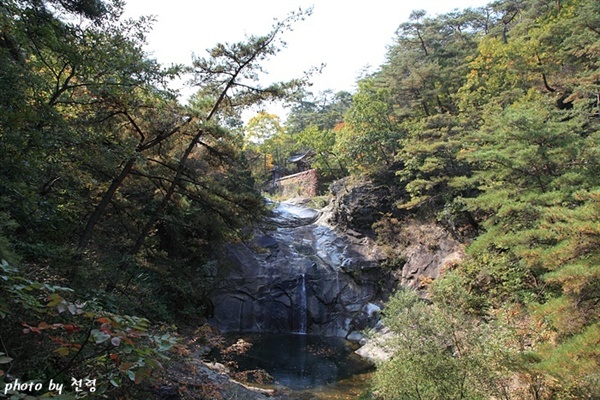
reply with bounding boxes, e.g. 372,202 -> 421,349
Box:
339,1 -> 599,398
1,0 -> 599,398
0,0 -> 310,396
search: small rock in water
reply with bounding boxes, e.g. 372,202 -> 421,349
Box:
346,331 -> 364,343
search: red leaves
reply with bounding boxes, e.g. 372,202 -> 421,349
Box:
19,313 -> 163,387
22,321 -> 64,334
64,324 -> 80,334
21,321 -> 81,335
100,322 -> 113,334
109,353 -> 120,365
92,317 -> 139,347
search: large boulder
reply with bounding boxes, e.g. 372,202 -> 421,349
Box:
328,176 -> 395,236
396,221 -> 465,291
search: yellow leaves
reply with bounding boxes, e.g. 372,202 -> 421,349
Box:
54,347 -> 70,356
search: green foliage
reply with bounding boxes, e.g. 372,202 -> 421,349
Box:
384,8 -> 484,118
463,92 -> 589,196
336,79 -> 403,173
245,90 -> 353,184
0,260 -> 178,397
348,1 -> 600,398
296,125 -> 346,179
372,289 -> 516,400
536,322 -> 600,398
286,90 -> 352,134
396,114 -> 472,210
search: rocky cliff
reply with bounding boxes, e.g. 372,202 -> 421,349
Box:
328,175 -> 465,292
209,199 -> 388,337
209,176 -> 465,338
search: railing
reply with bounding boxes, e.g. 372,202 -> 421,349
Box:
276,169 -> 316,183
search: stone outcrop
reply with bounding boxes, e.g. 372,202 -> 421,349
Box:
328,175 -> 464,292
209,176 -> 465,340
209,199 -> 389,337
354,324 -> 395,363
329,176 -> 395,236
159,356 -> 273,400
396,221 -> 464,291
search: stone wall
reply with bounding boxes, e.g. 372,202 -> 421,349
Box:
275,169 -> 318,198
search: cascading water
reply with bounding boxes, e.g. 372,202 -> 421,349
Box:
298,273 -> 308,334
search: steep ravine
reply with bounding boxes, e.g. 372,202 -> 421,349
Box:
182,189 -> 467,398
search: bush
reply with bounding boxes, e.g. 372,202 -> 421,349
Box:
0,260 -> 179,398
371,289 -> 516,400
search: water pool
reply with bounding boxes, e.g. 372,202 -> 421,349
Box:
211,333 -> 374,399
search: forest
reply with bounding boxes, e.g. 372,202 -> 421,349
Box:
0,0 -> 598,398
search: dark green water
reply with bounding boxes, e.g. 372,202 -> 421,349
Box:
213,333 -> 374,399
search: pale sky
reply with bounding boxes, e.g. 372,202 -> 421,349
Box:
123,0 -> 492,114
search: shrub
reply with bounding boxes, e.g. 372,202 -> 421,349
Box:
0,260 -> 178,398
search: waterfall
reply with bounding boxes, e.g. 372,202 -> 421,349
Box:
298,273 -> 308,334
238,302 -> 245,332
211,200 -> 384,336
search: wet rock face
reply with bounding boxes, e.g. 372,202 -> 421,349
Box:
209,180 -> 465,337
209,200 -> 389,337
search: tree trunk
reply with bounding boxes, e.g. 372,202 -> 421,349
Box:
78,157 -> 136,248
77,118 -> 188,249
